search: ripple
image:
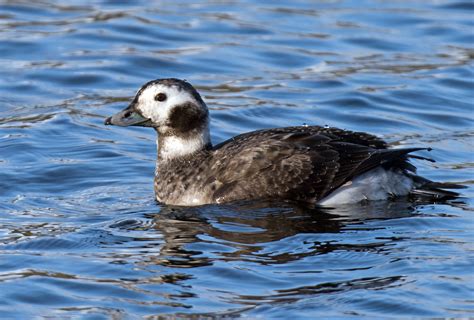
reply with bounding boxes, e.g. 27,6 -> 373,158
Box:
0,0 -> 473,318
439,1 -> 474,10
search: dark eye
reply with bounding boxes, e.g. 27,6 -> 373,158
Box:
155,93 -> 167,102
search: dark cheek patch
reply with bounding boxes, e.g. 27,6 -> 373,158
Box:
168,103 -> 207,133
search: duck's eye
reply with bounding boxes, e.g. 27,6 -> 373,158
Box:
155,93 -> 167,102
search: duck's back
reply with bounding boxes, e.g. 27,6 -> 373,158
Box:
209,126 -> 407,203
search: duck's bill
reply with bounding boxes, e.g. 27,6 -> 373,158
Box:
104,107 -> 152,127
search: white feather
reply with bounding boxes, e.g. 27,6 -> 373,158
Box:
318,167 -> 414,206
159,129 -> 210,161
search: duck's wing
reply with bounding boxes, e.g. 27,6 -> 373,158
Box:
210,128 -> 419,203
213,126 -> 388,150
314,126 -> 388,149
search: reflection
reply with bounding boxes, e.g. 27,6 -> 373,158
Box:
145,199 -> 432,268
235,276 -> 404,305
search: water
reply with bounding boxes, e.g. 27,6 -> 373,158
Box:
1,0 -> 473,318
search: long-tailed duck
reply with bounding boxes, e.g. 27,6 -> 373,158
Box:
105,78 -> 462,206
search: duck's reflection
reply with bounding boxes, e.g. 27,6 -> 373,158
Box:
234,275 -> 405,306
144,199 -> 425,268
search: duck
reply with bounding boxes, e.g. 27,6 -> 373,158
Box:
104,78 -> 462,206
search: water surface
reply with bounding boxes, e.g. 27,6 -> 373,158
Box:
0,0 -> 473,318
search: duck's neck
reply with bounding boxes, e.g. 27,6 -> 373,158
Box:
157,126 -> 211,162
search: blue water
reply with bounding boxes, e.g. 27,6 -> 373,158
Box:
1,1 -> 473,318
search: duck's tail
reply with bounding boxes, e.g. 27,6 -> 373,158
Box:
395,149 -> 466,200
409,174 -> 466,200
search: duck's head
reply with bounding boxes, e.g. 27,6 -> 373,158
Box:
105,78 -> 209,137
105,78 -> 211,160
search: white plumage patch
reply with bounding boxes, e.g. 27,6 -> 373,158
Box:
159,130 -> 210,161
318,167 -> 414,205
